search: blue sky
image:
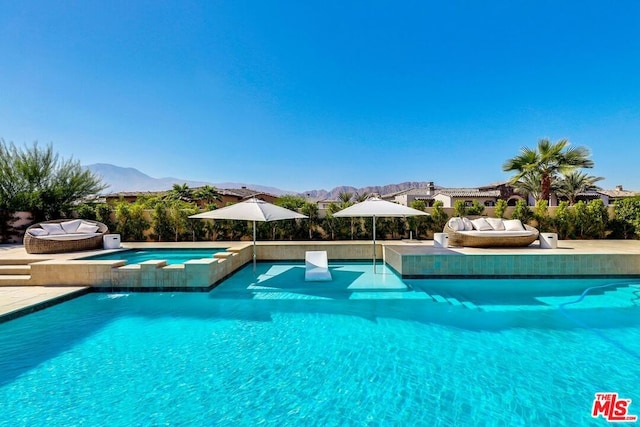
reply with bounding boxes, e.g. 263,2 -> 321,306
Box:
1,1 -> 639,193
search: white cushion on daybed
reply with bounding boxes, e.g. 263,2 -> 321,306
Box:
462,217 -> 474,231
503,219 -> 526,231
457,230 -> 534,237
471,217 -> 493,231
30,220 -> 101,238
36,233 -> 102,241
447,217 -> 465,231
40,223 -> 66,235
486,217 -> 506,231
76,222 -> 100,233
61,219 -> 82,233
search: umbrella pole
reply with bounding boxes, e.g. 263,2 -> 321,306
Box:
373,216 -> 376,274
253,220 -> 257,273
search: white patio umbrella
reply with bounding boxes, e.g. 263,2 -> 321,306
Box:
189,198 -> 307,271
332,197 -> 429,272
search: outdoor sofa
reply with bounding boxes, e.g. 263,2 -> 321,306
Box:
444,216 -> 539,248
24,219 -> 108,254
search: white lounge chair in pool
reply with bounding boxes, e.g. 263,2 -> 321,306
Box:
305,251 -> 332,281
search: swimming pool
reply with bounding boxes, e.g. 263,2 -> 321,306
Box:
1,263 -> 638,426
79,248 -> 225,265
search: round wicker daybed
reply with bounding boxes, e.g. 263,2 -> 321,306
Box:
444,219 -> 539,248
24,219 -> 109,254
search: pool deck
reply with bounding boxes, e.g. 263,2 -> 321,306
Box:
1,239 -> 640,322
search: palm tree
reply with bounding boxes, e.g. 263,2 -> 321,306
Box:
301,201 -> 319,239
511,171 -> 544,202
193,185 -> 221,206
556,171 -> 604,205
354,192 -> 369,202
502,139 -> 594,203
338,192 -> 353,206
166,183 -> 193,201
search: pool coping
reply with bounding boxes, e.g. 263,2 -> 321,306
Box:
0,286 -> 90,324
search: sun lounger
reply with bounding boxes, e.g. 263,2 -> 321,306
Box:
305,251 -> 332,281
24,219 -> 109,254
444,217 -> 539,248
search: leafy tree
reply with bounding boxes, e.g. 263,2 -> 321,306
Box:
1,141 -> 105,221
75,203 -> 98,220
453,200 -> 467,217
114,200 -> 149,241
611,197 -> 640,239
374,217 -> 393,240
555,171 -> 604,205
503,138 -> 594,203
274,195 -> 305,240
429,200 -> 449,233
390,217 -> 407,239
301,201 -> 319,239
511,199 -> 533,223
324,202 -> 350,240
553,201 -> 574,239
573,201 -> 590,238
96,204 -> 116,232
494,199 -> 508,219
533,200 -> 553,232
152,202 -> 174,241
466,201 -> 485,216
408,200 -> 430,239
570,199 -> 609,239
0,141 -> 21,213
586,198 -> 609,239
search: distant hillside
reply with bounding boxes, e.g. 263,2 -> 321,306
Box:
304,182 -> 438,200
84,163 -> 290,195
84,163 -> 438,200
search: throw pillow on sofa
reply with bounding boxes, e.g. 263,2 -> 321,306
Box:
462,217 -> 474,231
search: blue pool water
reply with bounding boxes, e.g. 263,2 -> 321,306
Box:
0,263 -> 639,426
79,248 -> 225,265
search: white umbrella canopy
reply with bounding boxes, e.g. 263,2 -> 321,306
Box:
189,198 -> 307,271
332,197 -> 429,272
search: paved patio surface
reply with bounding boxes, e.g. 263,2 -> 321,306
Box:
0,285 -> 88,322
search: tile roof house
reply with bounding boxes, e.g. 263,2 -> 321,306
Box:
104,186 -> 277,208
382,182 -> 525,208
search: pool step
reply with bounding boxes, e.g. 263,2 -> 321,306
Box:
0,274 -> 32,285
0,259 -> 36,266
602,285 -> 640,306
0,265 -> 31,275
424,293 -> 480,310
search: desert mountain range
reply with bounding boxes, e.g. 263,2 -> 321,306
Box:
85,163 -> 437,200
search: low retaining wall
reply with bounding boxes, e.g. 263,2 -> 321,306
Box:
28,246 -> 253,290
257,241 -> 381,261
385,246 -> 640,277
